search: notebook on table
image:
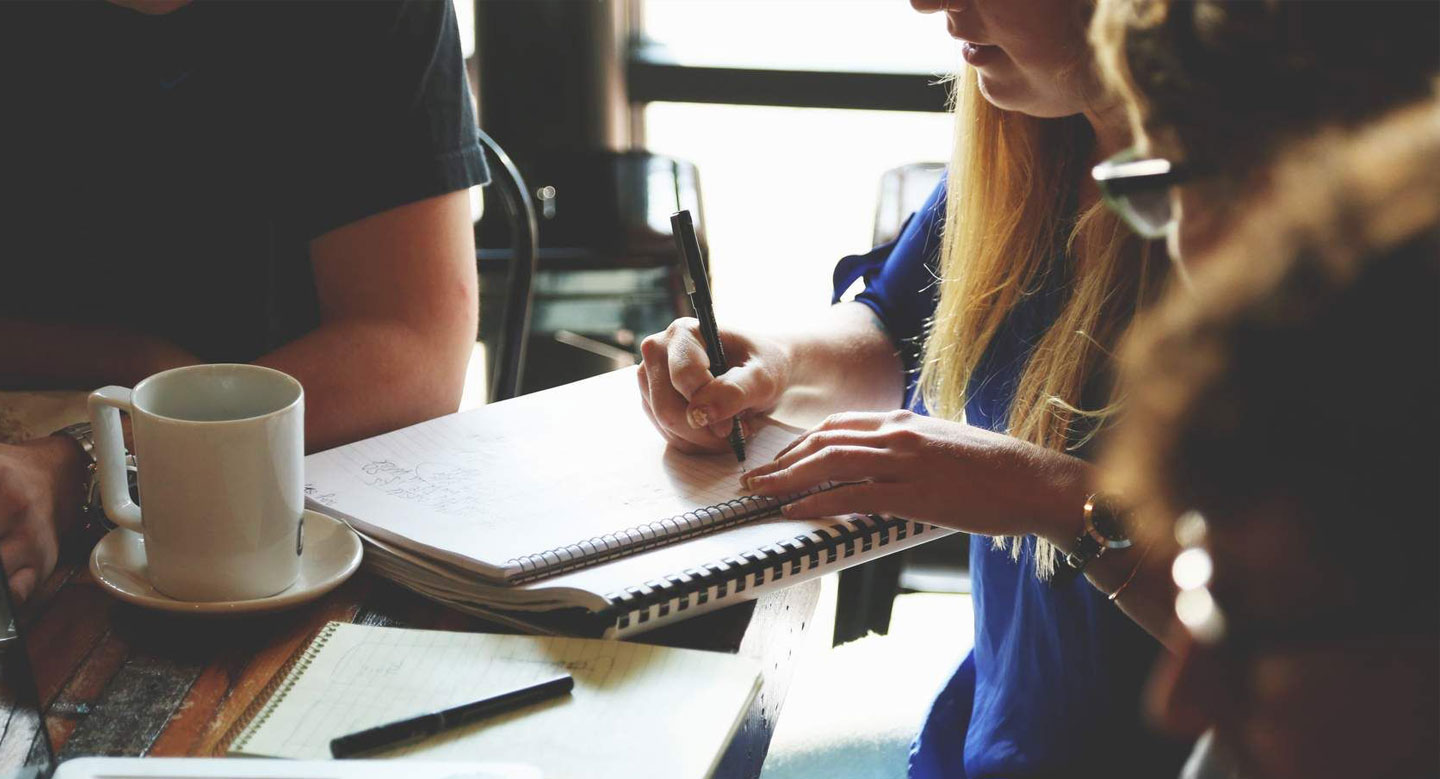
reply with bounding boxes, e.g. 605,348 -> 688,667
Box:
304,367 -> 950,637
0,558 -> 533,779
225,622 -> 761,779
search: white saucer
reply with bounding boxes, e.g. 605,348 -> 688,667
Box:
89,509 -> 363,616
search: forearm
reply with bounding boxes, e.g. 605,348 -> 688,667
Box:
771,302 -> 905,424
254,318 -> 472,453
0,319 -> 199,389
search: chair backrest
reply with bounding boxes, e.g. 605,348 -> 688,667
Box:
873,163 -> 944,246
473,129 -> 539,403
474,149 -> 706,398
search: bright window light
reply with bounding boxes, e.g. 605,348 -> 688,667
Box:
641,0 -> 957,75
644,103 -> 953,331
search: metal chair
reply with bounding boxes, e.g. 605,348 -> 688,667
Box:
476,149 -> 705,396
473,128 -> 539,403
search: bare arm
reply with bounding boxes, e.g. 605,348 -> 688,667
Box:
0,189 -> 476,603
1027,482 -> 1178,645
744,409 -> 1178,643
1,190 -> 476,452
770,302 -> 906,425
637,301 -> 904,453
256,189 -> 477,452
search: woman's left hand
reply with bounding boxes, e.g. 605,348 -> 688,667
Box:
741,410 -> 1090,538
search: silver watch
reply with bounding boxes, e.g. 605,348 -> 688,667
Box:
51,422 -> 133,534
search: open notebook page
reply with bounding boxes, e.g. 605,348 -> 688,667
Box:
229,623 -> 760,779
304,368 -> 800,580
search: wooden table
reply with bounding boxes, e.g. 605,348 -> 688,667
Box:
21,555 -> 820,778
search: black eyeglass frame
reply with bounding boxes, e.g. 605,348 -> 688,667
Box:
1092,153 -> 1192,197
1091,148 -> 1196,239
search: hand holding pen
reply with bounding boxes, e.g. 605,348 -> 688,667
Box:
636,314 -> 793,456
668,210 -> 747,465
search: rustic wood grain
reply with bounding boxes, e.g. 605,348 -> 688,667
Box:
19,568 -> 819,778
56,652 -> 203,758
25,573 -> 113,710
152,578 -> 372,756
45,628 -> 131,754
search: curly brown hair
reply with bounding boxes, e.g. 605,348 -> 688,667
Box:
1092,0 -> 1438,178
1106,99 -> 1440,619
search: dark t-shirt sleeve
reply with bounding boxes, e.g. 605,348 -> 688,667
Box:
294,0 -> 488,239
831,178 -> 946,400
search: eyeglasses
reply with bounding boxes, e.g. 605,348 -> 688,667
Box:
1091,147 -> 1192,240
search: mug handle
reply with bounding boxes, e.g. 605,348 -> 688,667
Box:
87,386 -> 144,534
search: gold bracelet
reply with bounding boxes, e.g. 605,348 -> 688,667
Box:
1107,542 -> 1152,603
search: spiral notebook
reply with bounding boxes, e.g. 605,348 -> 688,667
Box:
225,622 -> 761,779
304,368 -> 949,636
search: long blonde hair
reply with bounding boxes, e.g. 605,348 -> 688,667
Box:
918,70 -> 1161,578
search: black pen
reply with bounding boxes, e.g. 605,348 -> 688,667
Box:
670,209 -> 747,465
329,673 -> 574,758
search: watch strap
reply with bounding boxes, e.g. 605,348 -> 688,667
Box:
51,421 -> 124,537
1064,526 -> 1107,571
52,421 -> 96,462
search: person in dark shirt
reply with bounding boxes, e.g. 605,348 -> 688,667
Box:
0,0 -> 488,599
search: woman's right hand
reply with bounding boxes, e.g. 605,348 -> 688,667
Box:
637,318 -> 791,453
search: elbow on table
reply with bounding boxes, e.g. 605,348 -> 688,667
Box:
403,311 -> 477,421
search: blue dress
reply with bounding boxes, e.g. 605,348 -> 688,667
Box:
832,181 -> 1188,778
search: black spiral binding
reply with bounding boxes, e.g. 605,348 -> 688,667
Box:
506,484 -> 833,584
604,515 -> 931,632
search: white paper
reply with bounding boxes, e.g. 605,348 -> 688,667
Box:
231,623 -> 760,779
304,368 -> 798,580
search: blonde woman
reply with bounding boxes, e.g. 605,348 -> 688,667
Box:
647,2 -> 1440,776
640,1 -> 1183,775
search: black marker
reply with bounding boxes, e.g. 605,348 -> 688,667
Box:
329,673 -> 574,758
671,209 -> 747,465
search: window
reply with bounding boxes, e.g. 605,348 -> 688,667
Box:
636,1 -> 958,330
644,104 -> 951,330
640,0 -> 955,74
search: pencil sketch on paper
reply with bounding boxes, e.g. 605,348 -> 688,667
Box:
352,457 -> 489,518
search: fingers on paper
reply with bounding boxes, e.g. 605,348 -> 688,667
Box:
756,429 -> 884,477
780,482 -> 897,520
746,444 -> 898,495
772,412 -> 890,460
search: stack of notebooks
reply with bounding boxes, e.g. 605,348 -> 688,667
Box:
304,368 -> 949,637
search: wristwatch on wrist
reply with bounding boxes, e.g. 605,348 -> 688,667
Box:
1063,493 -> 1133,572
51,421 -> 133,539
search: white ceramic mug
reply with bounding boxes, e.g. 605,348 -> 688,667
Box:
88,364 -> 305,602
